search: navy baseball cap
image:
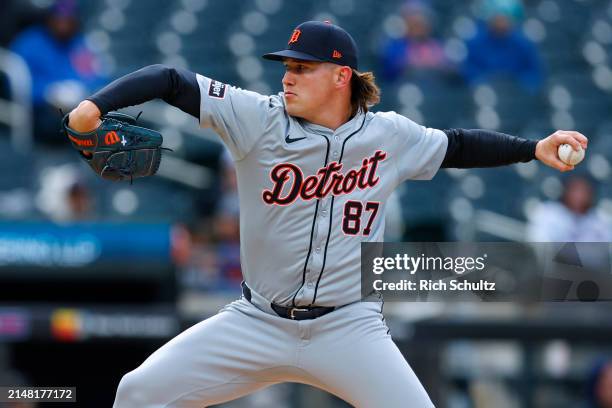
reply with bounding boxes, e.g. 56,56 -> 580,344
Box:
263,21 -> 359,70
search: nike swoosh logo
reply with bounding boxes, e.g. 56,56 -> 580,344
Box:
285,134 -> 306,144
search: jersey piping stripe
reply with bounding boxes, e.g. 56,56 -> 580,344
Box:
311,115 -> 367,305
377,291 -> 390,335
291,132 -> 330,307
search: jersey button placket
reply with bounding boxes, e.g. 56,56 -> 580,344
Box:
311,126 -> 337,301
307,203 -> 327,301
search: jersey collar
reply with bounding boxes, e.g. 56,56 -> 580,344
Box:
297,109 -> 365,138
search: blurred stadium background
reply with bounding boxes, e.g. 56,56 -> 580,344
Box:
0,0 -> 611,407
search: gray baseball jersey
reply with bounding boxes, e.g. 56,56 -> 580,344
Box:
113,76 -> 446,408
197,74 -> 447,307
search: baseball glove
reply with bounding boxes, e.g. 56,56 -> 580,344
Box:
62,111 -> 166,182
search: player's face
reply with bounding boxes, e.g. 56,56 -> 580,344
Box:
282,59 -> 337,119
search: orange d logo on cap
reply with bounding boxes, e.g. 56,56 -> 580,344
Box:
288,29 -> 301,44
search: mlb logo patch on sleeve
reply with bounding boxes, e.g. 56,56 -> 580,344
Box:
209,80 -> 226,99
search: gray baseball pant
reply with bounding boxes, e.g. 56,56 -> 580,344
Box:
112,289 -> 434,408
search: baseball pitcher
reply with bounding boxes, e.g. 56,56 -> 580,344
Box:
65,21 -> 587,408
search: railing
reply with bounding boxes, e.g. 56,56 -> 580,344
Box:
0,48 -> 32,153
473,209 -> 527,241
455,208 -> 527,241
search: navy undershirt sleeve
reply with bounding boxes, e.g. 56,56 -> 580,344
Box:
87,64 -> 200,119
441,128 -> 538,168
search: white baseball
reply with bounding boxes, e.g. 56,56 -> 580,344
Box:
558,143 -> 585,166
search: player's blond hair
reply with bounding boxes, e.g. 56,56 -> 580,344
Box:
351,70 -> 380,115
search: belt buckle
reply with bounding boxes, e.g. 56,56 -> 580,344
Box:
289,307 -> 309,320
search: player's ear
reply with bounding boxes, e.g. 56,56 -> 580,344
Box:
335,66 -> 352,88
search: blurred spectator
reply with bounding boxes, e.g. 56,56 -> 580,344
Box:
213,211 -> 242,287
181,219 -> 241,293
587,360 -> 612,408
380,1 -> 451,82
527,175 -> 611,242
65,181 -> 94,221
463,0 -> 543,92
181,149 -> 242,292
181,219 -> 225,291
36,164 -> 96,222
213,150 -> 241,286
9,0 -> 106,145
216,149 -> 239,217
